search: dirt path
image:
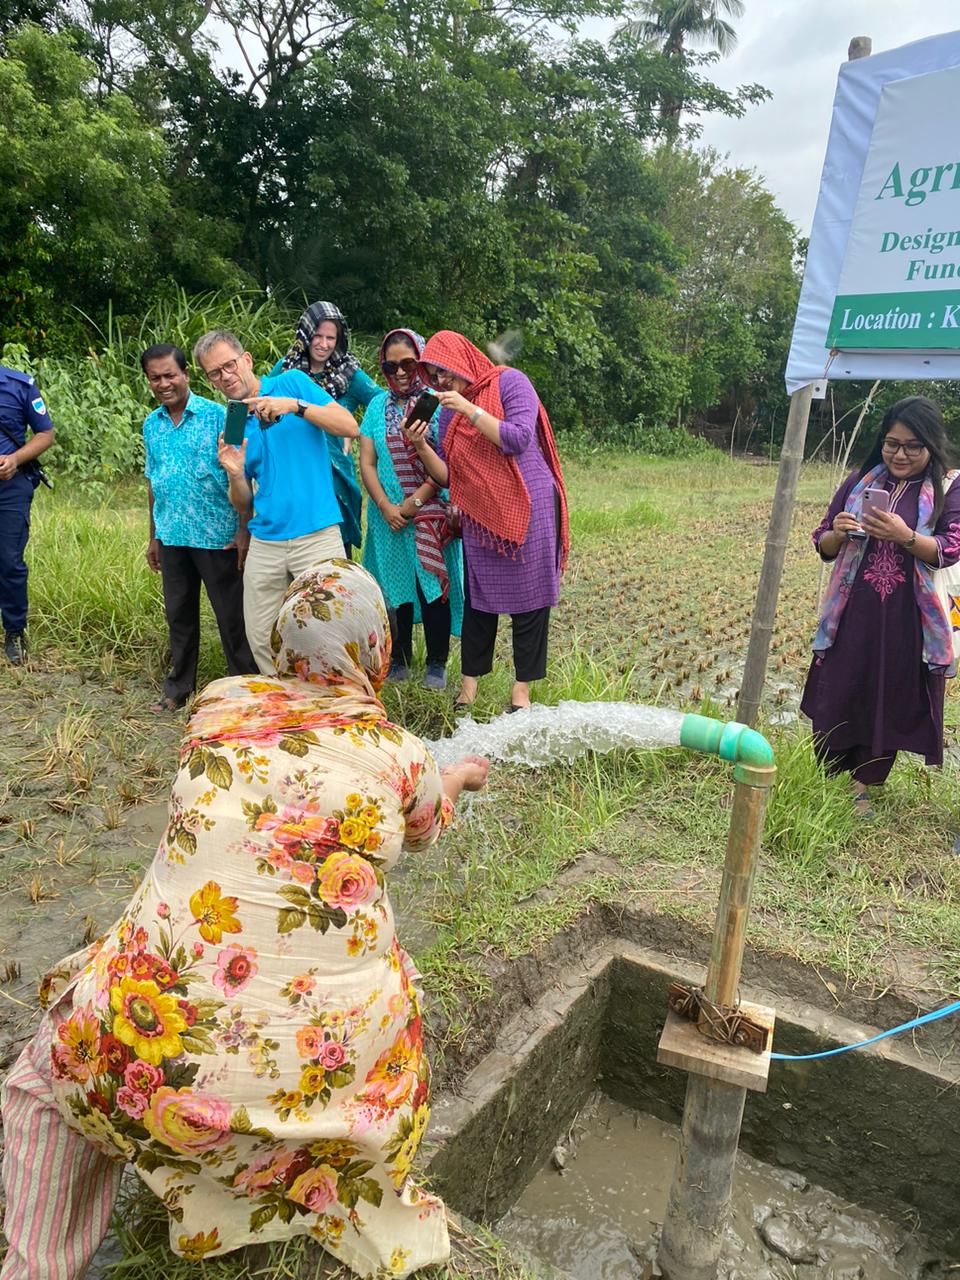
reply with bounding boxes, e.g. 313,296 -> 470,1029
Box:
0,664 -> 180,1065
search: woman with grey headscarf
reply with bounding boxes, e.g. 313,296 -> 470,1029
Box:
271,302 -> 381,556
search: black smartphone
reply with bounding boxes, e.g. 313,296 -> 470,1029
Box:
223,399 -> 247,447
405,391 -> 439,428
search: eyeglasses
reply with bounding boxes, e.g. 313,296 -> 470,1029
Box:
881,437 -> 926,458
205,356 -> 242,382
382,358 -> 419,377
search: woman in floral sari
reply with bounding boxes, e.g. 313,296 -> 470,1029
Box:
0,560 -> 488,1280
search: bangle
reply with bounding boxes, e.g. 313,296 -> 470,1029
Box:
904,533 -> 917,549
469,406 -> 483,425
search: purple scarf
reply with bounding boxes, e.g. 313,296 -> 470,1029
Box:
813,464 -> 954,672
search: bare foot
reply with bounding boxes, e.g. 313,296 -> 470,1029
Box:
510,681 -> 531,710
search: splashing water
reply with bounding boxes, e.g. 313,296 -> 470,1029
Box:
425,701 -> 687,769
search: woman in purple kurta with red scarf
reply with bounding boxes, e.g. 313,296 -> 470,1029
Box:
801,396 -> 960,818
402,331 -> 569,713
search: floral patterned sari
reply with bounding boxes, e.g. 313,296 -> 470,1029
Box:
40,561 -> 452,1278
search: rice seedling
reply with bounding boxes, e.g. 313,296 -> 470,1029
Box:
5,449 -> 960,1276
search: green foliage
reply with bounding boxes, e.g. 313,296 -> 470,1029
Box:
3,294 -> 385,489
609,416 -> 719,457
2,341 -> 145,489
0,24 -> 246,347
0,0 -> 798,457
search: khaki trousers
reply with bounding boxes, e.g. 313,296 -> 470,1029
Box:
243,527 -> 345,672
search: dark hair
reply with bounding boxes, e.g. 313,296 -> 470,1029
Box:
140,343 -> 187,374
381,334 -> 418,360
858,395 -> 955,523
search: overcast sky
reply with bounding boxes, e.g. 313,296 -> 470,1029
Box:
688,2 -> 960,234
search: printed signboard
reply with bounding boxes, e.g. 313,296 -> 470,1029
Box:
827,64 -> 960,350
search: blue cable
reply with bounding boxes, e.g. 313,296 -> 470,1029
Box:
770,998 -> 960,1061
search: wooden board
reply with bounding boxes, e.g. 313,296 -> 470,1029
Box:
656,1000 -> 776,1093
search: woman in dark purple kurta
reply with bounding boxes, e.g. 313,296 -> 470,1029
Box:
801,396 -> 960,815
401,331 -> 569,712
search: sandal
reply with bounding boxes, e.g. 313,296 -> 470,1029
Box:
453,700 -> 474,715
151,696 -> 183,713
852,792 -> 875,820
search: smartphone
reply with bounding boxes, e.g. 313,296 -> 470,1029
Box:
862,488 -> 891,517
223,399 -> 247,447
405,391 -> 439,428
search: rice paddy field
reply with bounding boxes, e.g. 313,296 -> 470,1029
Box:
1,449 -> 959,1278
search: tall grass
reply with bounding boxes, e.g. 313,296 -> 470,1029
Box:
4,290 -> 383,492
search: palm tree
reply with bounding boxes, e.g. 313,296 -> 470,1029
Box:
621,0 -> 745,58
617,0 -> 745,131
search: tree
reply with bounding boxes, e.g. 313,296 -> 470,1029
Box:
621,0 -> 745,56
0,23 -> 244,345
649,146 -> 799,425
617,0 -> 745,127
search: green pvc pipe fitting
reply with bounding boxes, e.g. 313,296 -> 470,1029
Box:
679,713 -> 775,776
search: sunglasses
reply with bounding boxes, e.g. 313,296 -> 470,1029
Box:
382,358 -> 419,377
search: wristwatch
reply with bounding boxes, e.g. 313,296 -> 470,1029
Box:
295,399 -> 309,417
412,497 -> 423,509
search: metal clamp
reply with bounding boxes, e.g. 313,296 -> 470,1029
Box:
667,981 -> 770,1054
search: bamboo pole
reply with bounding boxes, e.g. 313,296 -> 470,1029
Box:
736,34 -> 873,729
656,766 -> 774,1279
700,773 -> 772,1013
735,381 -> 813,728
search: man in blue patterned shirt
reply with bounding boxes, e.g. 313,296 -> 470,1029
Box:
142,344 -> 256,710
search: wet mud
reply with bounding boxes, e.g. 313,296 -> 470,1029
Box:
426,942 -> 960,1263
498,1094 -> 945,1279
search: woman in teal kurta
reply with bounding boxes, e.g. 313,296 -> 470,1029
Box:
359,329 -> 463,690
273,301 -> 379,555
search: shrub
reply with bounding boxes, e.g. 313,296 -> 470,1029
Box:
606,416 -> 719,459
2,341 -> 145,490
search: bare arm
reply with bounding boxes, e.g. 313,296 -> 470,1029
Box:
216,437 -> 254,517
244,395 -> 359,438
440,756 -> 490,803
16,428 -> 54,464
403,419 -> 449,486
0,428 -> 54,481
146,482 -> 161,572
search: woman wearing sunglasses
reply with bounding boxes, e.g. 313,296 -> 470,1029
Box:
273,302 -> 380,557
802,396 -> 960,819
401,330 -> 569,713
358,329 -> 463,690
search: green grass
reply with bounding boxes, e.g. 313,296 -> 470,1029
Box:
4,448 -> 960,1276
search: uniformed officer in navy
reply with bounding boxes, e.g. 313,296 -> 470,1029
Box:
0,365 -> 55,665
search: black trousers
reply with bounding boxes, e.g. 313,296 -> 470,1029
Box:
160,545 -> 256,705
460,569 -> 551,683
393,582 -> 451,667
0,482 -> 32,635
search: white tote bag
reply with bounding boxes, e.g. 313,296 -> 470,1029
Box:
934,470 -> 960,665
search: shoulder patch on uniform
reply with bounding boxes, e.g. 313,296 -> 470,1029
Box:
32,397 -> 47,414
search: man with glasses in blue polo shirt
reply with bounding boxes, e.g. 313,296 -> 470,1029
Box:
194,328 -> 359,673
142,343 -> 256,710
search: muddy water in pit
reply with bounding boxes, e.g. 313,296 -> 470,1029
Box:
497,1095 -> 944,1279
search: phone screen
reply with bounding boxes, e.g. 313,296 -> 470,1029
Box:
223,400 -> 247,447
